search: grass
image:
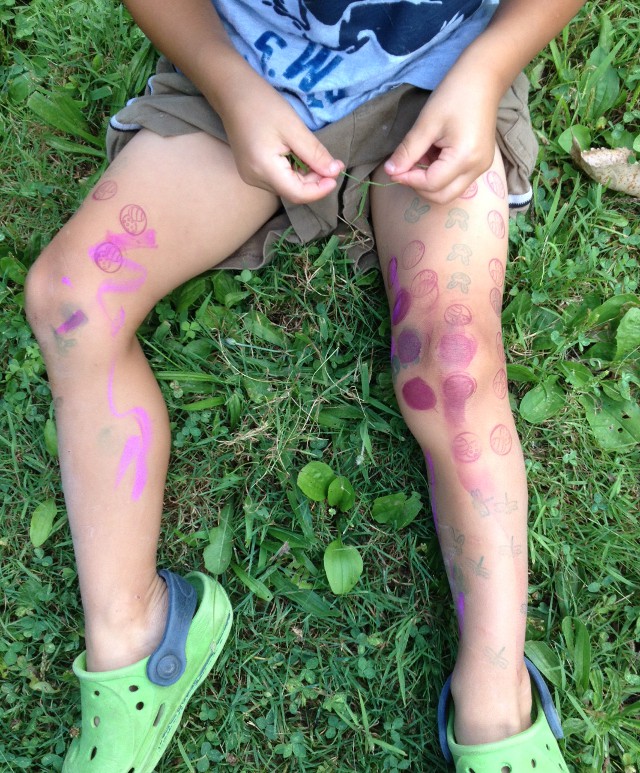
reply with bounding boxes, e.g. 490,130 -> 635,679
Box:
1,1 -> 639,771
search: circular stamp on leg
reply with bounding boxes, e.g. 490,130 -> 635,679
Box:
490,287 -> 503,316
496,331 -> 506,363
488,258 -> 504,287
452,432 -> 482,463
119,204 -> 148,235
388,256 -> 399,289
490,423 -> 512,455
402,376 -> 437,411
487,210 -> 506,239
92,242 -> 124,273
397,328 -> 422,365
460,181 -> 478,199
492,368 -> 508,400
411,269 -> 439,307
400,240 -> 426,270
444,303 -> 472,326
92,180 -> 118,201
485,171 -> 506,199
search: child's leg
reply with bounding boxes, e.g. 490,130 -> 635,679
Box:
26,129 -> 279,672
371,147 -> 532,746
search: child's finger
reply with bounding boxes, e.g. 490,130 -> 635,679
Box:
289,131 -> 344,179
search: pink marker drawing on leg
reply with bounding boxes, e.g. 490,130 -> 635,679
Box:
89,240 -> 151,336
107,362 -> 152,501
457,591 -> 465,634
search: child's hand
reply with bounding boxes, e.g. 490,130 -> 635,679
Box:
384,66 -> 503,204
216,75 -> 344,205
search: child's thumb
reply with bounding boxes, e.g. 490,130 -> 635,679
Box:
385,129 -> 428,176
293,132 -> 343,178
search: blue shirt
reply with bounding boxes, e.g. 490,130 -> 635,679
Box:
213,0 -> 498,129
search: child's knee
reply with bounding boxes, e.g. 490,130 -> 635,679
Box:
392,311 -> 505,431
26,236 -> 136,361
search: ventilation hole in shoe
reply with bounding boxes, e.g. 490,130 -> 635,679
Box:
136,701 -> 144,710
90,747 -> 97,760
93,690 -> 100,697
92,716 -> 100,727
546,744 -> 551,751
129,685 -> 139,692
127,769 -> 135,773
502,766 -> 512,773
153,704 -> 165,728
531,761 -> 537,768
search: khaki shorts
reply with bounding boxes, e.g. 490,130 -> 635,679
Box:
107,57 -> 538,272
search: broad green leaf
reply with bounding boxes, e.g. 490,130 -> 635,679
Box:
574,619 -> 592,696
244,309 -> 287,347
203,505 -> 234,575
317,405 -> 363,428
44,135 -> 104,158
558,125 -> 592,154
174,277 -> 208,313
230,563 -> 273,601
371,492 -> 422,530
323,540 -> 363,595
267,526 -> 309,549
587,294 -> 639,326
297,462 -> 336,502
615,307 -> 640,361
578,394 -> 640,450
212,271 -> 249,307
203,526 -> 233,575
506,364 -> 538,384
557,361 -> 594,388
29,500 -> 57,548
270,570 -> 340,618
327,476 -> 356,512
181,396 -> 225,412
227,392 -> 242,428
43,419 -> 58,457
519,377 -> 565,423
524,641 -> 564,689
28,91 -> 101,146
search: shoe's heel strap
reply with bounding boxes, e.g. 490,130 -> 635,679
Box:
146,570 -> 197,686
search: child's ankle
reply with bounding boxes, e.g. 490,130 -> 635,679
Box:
449,657 -> 532,746
83,573 -> 168,672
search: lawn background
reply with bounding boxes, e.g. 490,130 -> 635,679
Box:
1,1 -> 639,771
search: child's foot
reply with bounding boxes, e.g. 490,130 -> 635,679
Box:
449,659 -> 532,745
84,571 -> 169,672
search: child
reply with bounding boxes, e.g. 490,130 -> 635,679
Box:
25,0 -> 586,770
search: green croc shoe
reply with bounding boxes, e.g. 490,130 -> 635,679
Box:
438,658 -> 570,772
63,570 -> 232,773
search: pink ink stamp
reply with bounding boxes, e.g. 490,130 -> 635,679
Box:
490,424 -> 513,455
487,210 -> 506,239
411,269 -> 439,306
444,303 -> 472,326
485,171 -> 506,199
490,287 -> 503,316
402,377 -> 437,410
92,180 -> 118,201
452,432 -> 481,463
397,328 -> 422,365
443,373 -> 477,424
492,368 -> 508,399
488,258 -> 504,287
437,333 -> 477,369
92,241 -> 124,273
119,204 -> 147,235
400,240 -> 426,270
496,331 -> 506,363
460,181 -> 478,199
